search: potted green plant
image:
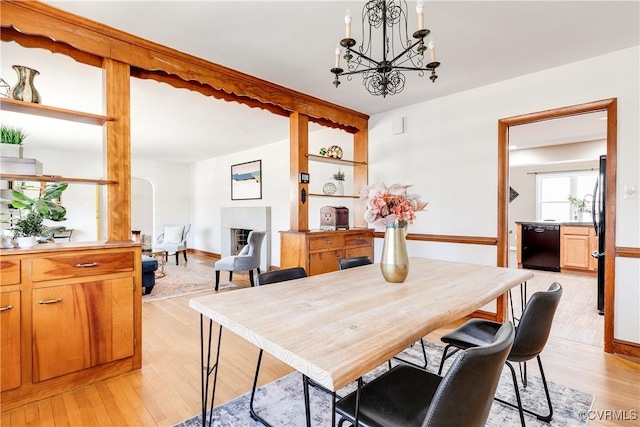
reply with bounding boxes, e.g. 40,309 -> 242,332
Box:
567,195 -> 592,221
0,125 -> 27,158
1,182 -> 68,248
12,212 -> 46,248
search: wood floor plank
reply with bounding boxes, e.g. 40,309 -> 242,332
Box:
34,400 -> 54,427
49,394 -> 70,427
60,390 -> 83,427
83,386 -> 112,427
23,402 -> 39,426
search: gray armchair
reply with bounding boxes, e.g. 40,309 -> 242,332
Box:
153,224 -> 191,265
214,230 -> 266,290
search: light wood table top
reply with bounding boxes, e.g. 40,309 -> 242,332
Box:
190,257 -> 533,391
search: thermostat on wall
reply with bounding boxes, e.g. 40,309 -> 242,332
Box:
299,172 -> 310,184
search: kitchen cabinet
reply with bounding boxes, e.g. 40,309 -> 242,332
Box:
560,225 -> 597,273
280,229 -> 374,275
0,243 -> 141,410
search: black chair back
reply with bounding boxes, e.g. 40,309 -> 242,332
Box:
256,267 -> 307,286
338,256 -> 373,270
423,322 -> 515,427
510,282 -> 563,362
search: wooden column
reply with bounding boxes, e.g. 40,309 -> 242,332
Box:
289,112 -> 309,231
103,58 -> 131,241
352,128 -> 369,228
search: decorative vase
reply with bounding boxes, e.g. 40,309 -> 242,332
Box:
16,236 -> 37,249
10,65 -> 41,104
335,180 -> 344,196
380,223 -> 409,283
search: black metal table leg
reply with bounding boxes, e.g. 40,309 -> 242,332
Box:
200,315 -> 223,427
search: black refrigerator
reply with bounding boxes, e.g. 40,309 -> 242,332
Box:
592,155 -> 606,315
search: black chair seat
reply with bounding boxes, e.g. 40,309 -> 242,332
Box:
336,364 -> 441,427
440,318 -> 502,349
339,256 -> 373,270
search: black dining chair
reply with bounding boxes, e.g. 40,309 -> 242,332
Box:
437,282 -> 563,426
335,322 -> 515,427
338,256 -> 373,270
250,267 -> 308,424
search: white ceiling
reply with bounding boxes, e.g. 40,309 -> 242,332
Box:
2,1 -> 638,162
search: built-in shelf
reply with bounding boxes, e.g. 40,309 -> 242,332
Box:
0,98 -> 113,126
308,193 -> 360,199
307,154 -> 366,166
0,174 -> 115,185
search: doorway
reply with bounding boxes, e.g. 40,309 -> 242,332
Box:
497,98 -> 617,353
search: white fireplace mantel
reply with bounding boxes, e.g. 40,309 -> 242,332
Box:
220,207 -> 271,271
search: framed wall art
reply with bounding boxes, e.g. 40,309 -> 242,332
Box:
231,160 -> 262,200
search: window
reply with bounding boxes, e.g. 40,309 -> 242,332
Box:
537,171 -> 597,222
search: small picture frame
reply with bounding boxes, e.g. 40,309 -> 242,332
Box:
231,160 -> 262,200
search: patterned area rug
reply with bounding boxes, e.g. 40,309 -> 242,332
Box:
175,340 -> 594,426
142,261 -> 236,302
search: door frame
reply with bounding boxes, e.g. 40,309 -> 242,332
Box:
497,98 -> 617,353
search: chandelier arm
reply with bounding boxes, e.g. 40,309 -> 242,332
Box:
346,49 -> 381,69
338,67 -> 380,77
387,38 -> 427,66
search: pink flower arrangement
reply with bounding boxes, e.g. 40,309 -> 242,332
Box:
360,183 -> 428,228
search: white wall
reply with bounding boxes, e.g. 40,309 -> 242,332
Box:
367,46 -> 639,343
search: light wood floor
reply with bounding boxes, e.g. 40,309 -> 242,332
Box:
2,253 -> 638,427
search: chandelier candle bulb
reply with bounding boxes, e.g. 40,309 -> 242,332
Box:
428,40 -> 436,63
417,2 -> 425,30
335,47 -> 341,68
345,9 -> 352,38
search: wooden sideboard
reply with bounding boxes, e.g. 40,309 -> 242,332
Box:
0,242 -> 142,410
280,229 -> 374,276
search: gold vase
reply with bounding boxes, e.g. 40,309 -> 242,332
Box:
380,224 -> 409,283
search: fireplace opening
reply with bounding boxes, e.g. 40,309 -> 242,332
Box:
230,228 -> 252,255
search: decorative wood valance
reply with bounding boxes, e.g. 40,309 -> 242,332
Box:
0,0 -> 368,131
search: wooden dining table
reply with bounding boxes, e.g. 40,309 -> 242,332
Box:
189,257 -> 534,426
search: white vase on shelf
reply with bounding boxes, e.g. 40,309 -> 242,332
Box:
335,180 -> 344,196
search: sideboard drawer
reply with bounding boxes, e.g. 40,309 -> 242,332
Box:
32,252 -> 135,282
309,235 -> 344,251
345,233 -> 373,248
0,260 -> 21,286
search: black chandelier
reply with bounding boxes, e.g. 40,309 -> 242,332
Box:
330,0 -> 440,97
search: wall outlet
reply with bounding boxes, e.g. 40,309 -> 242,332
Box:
624,185 -> 637,200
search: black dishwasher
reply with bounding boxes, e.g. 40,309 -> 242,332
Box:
521,223 -> 560,272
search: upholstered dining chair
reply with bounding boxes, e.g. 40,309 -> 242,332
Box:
250,267 -> 308,424
214,230 -> 266,290
338,256 -> 373,270
335,322 -> 515,427
437,282 -> 563,426
153,224 -> 191,265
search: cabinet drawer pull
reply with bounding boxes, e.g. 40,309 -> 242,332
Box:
324,240 -> 332,244
0,304 -> 13,311
38,298 -> 63,305
75,262 -> 99,268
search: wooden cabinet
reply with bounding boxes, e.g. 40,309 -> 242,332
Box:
0,243 -> 141,410
560,225 -> 597,273
32,278 -> 134,382
281,229 -> 374,275
1,291 -> 21,392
